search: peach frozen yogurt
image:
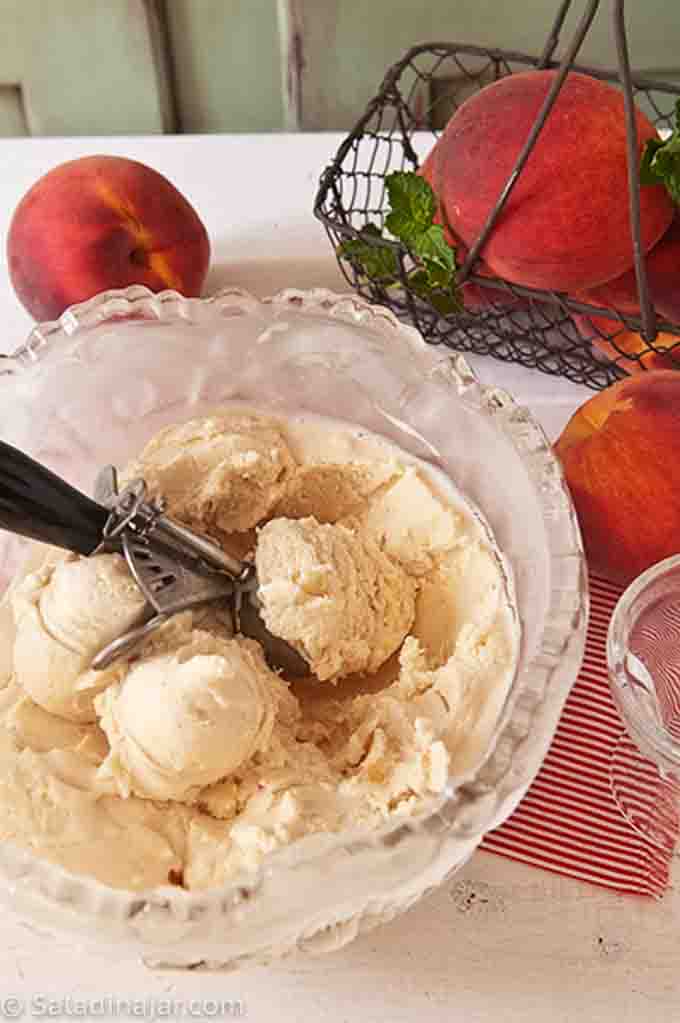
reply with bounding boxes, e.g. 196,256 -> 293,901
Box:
0,410 -> 519,890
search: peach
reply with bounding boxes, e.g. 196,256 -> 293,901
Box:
555,371 -> 680,584
571,311 -> 680,374
419,155 -> 526,313
571,214 -> 680,373
455,240 -> 528,313
7,155 -> 210,322
579,212 -> 680,325
425,70 -> 673,292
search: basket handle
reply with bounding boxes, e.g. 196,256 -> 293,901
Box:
457,0 -> 602,287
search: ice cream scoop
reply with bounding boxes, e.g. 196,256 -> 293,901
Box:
0,440 -> 308,676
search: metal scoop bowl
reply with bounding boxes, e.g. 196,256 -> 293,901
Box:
0,441 -> 309,677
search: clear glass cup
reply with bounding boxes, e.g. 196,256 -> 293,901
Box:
607,555 -> 680,854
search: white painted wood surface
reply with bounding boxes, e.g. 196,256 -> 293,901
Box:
0,133 -> 676,1021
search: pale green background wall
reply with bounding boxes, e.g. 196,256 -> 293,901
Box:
166,0 -> 284,132
0,1 -> 173,135
0,0 -> 678,135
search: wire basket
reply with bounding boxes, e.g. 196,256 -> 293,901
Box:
314,0 -> 680,390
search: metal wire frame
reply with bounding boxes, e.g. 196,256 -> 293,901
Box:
314,0 -> 680,390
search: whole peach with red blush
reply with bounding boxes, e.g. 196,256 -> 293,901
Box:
424,70 -> 672,292
555,371 -> 680,584
7,155 -> 210,322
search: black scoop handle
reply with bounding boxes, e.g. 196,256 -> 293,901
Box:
0,440 -> 110,556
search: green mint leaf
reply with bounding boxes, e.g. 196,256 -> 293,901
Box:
422,259 -> 452,291
384,172 -> 460,307
411,224 -> 456,283
337,224 -> 399,281
408,269 -> 463,315
384,171 -> 437,245
338,171 -> 462,313
640,137 -> 665,185
640,99 -> 680,203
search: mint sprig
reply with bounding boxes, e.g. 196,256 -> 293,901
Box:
641,99 -> 680,204
337,171 -> 461,313
384,172 -> 457,291
337,224 -> 399,281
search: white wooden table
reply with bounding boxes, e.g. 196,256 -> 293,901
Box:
0,134 -> 676,1022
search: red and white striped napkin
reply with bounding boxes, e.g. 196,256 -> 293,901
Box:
481,574 -> 678,898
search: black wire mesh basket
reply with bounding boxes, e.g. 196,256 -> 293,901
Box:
314,0 -> 680,390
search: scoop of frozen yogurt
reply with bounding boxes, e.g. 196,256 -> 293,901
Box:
11,553 -> 146,722
256,516 -> 416,681
96,633 -> 284,802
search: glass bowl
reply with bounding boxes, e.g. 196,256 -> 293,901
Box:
608,554 -> 680,776
607,555 -> 680,854
0,286 -> 587,969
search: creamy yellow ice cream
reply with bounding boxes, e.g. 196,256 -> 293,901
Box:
11,552 -> 146,723
0,409 -> 520,892
96,634 -> 284,802
350,465 -> 465,575
0,676 -> 189,890
125,413 -> 295,536
256,516 -> 416,681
